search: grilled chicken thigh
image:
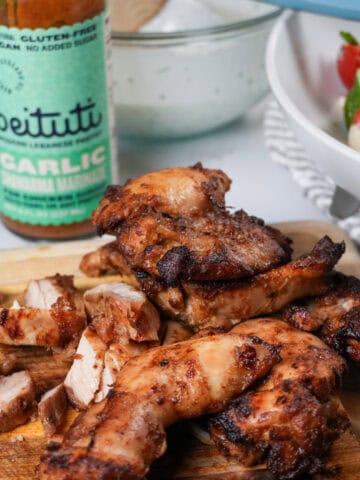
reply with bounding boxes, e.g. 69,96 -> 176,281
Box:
116,209 -> 292,284
283,273 -> 360,361
0,306 -> 85,347
138,236 -> 344,329
0,371 -> 35,433
40,333 -> 279,480
0,343 -> 73,397
209,319 -> 348,479
92,165 -> 291,284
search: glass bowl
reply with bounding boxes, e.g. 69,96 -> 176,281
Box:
111,1 -> 282,139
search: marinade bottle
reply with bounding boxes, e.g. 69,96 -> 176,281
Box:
0,0 -> 115,239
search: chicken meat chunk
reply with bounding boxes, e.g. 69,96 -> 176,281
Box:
64,327 -> 107,410
39,384 -> 68,437
84,282 -> 160,344
0,371 -> 35,433
66,283 -> 161,408
0,275 -> 86,348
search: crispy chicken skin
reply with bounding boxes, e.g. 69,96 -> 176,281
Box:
39,333 -> 279,480
283,273 -> 360,361
138,236 -> 344,329
209,319 -> 348,479
93,164 -> 231,235
0,371 -> 35,433
116,209 -> 292,284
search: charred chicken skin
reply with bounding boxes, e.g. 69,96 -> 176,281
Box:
283,273 -> 360,361
209,319 -> 348,479
40,333 -> 279,480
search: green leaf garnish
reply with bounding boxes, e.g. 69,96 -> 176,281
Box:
344,70 -> 360,128
340,31 -> 359,45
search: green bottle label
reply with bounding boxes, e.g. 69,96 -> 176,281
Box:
0,11 -> 114,226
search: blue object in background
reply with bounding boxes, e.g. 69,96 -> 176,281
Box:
259,0 -> 360,20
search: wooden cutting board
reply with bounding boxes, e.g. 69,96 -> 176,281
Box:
0,221 -> 359,480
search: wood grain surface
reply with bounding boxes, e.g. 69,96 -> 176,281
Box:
0,221 -> 359,480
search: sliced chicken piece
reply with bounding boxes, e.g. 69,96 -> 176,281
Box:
0,344 -> 73,397
0,306 -> 85,348
64,328 -> 107,410
94,343 -> 147,403
79,241 -> 137,280
40,333 -> 279,480
0,371 -> 35,433
93,164 -> 231,235
283,273 -> 360,361
25,274 -> 85,318
0,275 -> 86,348
84,282 -> 160,344
39,384 -> 68,437
138,236 -> 344,330
162,320 -> 193,345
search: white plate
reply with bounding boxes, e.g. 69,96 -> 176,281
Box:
266,10 -> 360,200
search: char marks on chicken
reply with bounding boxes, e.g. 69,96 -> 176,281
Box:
209,319 -> 348,479
40,333 -> 279,480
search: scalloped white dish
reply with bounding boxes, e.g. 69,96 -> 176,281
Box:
266,10 -> 360,201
